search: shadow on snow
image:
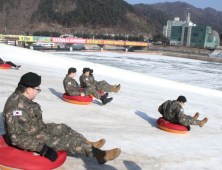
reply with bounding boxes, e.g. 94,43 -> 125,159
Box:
135,110 -> 158,128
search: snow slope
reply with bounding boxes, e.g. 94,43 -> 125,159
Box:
0,44 -> 222,170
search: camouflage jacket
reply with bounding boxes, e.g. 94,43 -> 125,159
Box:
79,74 -> 97,88
3,89 -> 47,152
0,58 -> 4,65
63,75 -> 82,96
158,100 -> 186,125
90,75 -> 97,86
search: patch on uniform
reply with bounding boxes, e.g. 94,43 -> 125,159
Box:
68,82 -> 71,85
86,78 -> 88,80
13,110 -> 22,116
181,109 -> 183,111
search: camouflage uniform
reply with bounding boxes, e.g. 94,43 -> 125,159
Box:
158,100 -> 200,126
63,75 -> 101,99
80,74 -> 112,92
2,89 -> 96,157
0,58 -> 4,65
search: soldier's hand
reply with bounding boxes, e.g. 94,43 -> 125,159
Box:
80,93 -> 85,97
40,144 -> 58,162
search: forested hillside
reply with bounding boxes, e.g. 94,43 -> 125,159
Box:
0,0 -> 155,37
32,0 -> 133,27
0,0 -> 221,38
134,4 -> 173,32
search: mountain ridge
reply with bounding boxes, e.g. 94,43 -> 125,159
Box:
0,0 -> 221,37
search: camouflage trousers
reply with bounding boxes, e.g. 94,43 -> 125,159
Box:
178,114 -> 201,126
82,86 -> 101,99
95,81 -> 112,92
43,123 -> 96,157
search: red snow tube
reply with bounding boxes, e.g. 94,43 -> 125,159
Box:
0,64 -> 11,69
157,117 -> 189,134
90,91 -> 103,98
0,134 -> 67,170
79,87 -> 103,98
62,93 -> 93,105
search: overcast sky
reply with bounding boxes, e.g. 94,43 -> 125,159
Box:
125,0 -> 222,12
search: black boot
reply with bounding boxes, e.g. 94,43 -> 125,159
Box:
101,93 -> 108,100
15,65 -> 21,70
100,97 -> 113,105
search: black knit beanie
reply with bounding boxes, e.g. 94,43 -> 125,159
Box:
19,72 -> 41,87
177,95 -> 187,102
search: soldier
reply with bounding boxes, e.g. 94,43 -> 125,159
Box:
158,95 -> 208,128
2,72 -> 121,163
63,67 -> 113,105
0,57 -> 21,69
80,68 -> 120,93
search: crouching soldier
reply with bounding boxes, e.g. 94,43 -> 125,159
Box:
80,68 -> 120,93
3,72 -> 121,164
158,95 -> 208,128
63,67 -> 113,105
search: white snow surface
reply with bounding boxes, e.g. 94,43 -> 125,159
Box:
0,44 -> 222,170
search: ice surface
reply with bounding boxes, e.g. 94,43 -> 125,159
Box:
0,44 -> 222,170
50,51 -> 222,91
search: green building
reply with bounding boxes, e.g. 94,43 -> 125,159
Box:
170,13 -> 220,48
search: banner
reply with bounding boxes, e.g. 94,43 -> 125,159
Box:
0,35 -> 148,46
103,40 -> 125,46
51,37 -> 86,43
125,42 -> 148,46
86,39 -> 103,44
51,37 -> 148,46
34,37 -> 51,43
0,35 -> 33,42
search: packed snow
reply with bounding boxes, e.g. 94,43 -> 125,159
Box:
0,44 -> 222,170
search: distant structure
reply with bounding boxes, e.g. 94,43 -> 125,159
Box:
60,34 -> 74,38
163,17 -> 187,38
168,9 -> 220,48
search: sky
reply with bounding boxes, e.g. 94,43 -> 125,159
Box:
125,0 -> 222,12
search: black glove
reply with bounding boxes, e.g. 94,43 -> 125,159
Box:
40,144 -> 58,162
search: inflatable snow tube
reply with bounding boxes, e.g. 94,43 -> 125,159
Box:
62,93 -> 93,105
0,64 -> 11,69
79,87 -> 103,98
0,134 -> 67,170
157,117 -> 189,134
90,91 -> 103,98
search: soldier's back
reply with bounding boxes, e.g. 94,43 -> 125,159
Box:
163,100 -> 181,124
79,74 -> 85,87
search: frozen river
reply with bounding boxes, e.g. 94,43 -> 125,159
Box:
51,51 -> 222,91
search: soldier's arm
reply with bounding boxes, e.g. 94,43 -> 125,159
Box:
5,109 -> 44,152
92,78 -> 97,86
84,77 -> 93,87
177,107 -> 190,126
65,81 -> 82,96
158,101 -> 170,116
91,76 -> 97,86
